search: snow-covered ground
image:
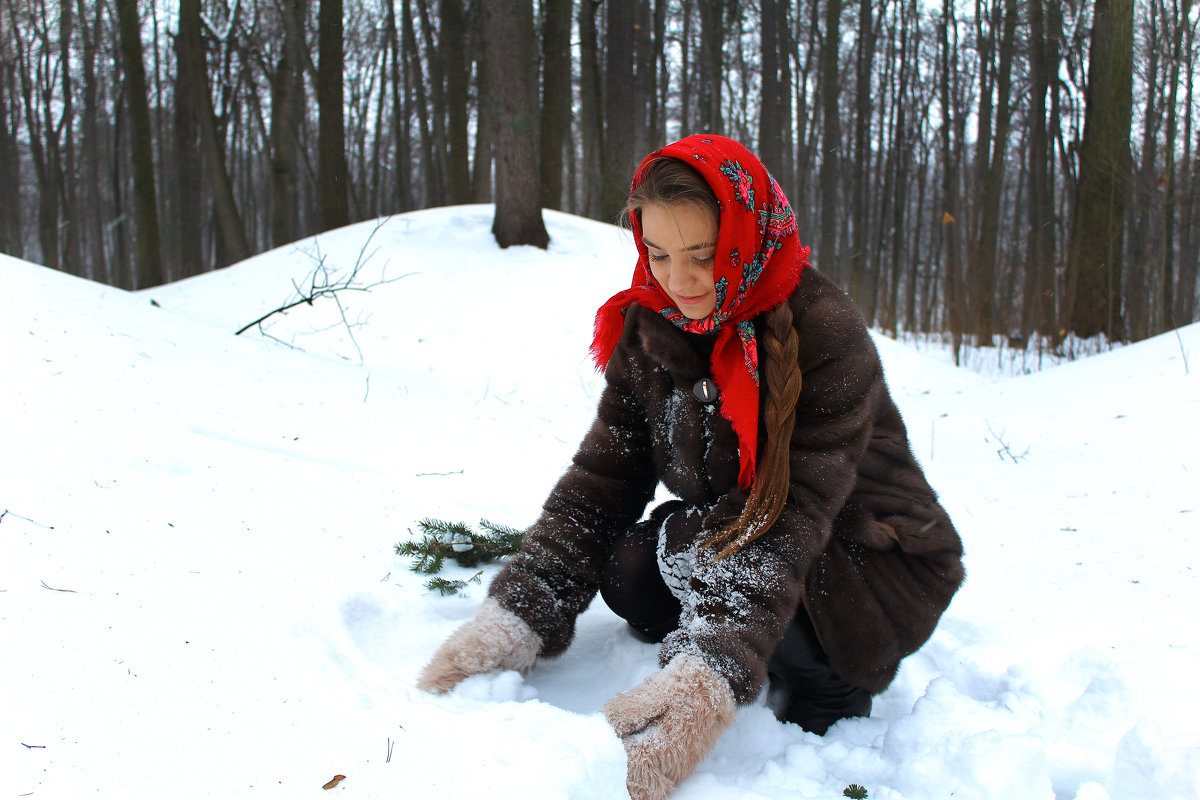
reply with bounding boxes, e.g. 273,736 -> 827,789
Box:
3,205 -> 1198,799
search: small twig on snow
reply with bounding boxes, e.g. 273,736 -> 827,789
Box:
235,218 -> 414,337
1177,330 -> 1190,375
40,580 -> 78,593
21,743 -> 46,749
415,469 -> 464,477
986,420 -> 1029,463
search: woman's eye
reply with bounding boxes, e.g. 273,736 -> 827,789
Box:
649,252 -> 669,262
692,254 -> 715,265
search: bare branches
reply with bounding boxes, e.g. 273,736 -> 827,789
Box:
234,219 -> 415,347
986,420 -> 1030,463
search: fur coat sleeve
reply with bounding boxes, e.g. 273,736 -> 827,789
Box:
486,322 -> 659,656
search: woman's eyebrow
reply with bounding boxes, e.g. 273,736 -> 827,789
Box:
642,237 -> 717,252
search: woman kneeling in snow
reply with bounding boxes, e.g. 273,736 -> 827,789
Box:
417,135 -> 965,799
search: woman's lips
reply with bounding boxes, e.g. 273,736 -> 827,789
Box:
676,293 -> 709,304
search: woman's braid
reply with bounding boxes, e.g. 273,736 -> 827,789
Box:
706,302 -> 802,559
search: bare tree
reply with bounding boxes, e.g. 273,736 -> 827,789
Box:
115,0 -> 163,287
317,0 -> 350,231
1066,0 -> 1135,340
481,0 -> 549,248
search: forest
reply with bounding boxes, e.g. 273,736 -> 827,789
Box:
1,0 -> 1197,347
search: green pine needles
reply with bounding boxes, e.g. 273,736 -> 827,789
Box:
395,518 -> 524,596
843,785 -> 869,800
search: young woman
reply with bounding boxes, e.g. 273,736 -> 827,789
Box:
417,135 -> 965,800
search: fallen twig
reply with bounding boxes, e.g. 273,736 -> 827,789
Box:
40,580 -> 78,593
986,420 -> 1030,463
21,743 -> 46,749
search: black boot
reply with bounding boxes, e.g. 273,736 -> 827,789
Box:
766,612 -> 872,735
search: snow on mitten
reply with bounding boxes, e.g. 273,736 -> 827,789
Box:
416,598 -> 542,693
603,654 -> 736,800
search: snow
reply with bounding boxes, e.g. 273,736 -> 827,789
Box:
3,204 -> 1198,799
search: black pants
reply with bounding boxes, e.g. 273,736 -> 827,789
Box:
599,514 -> 871,735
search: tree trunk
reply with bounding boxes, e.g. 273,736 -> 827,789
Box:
115,0 -> 164,287
174,0 -> 204,276
578,0 -> 602,217
1163,0 -> 1192,330
968,0 -> 1016,342
443,0 -> 471,205
481,0 -> 548,249
59,0 -> 83,276
470,49 -> 492,203
698,0 -> 724,134
938,0 -> 964,359
1066,0 -> 1134,341
0,48 -> 23,259
818,0 -> 842,282
1025,0 -> 1056,339
601,0 -> 637,220
417,0 -> 448,205
540,0 -> 571,210
849,0 -> 875,318
386,0 -> 413,212
402,0 -> 437,207
180,0 -> 250,266
759,0 -> 782,171
317,0 -> 350,231
270,0 -> 308,246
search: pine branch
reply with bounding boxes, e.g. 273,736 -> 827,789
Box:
394,519 -> 525,591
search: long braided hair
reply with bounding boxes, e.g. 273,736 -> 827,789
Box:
626,157 -> 804,560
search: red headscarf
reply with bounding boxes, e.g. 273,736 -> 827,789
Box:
590,135 -> 810,491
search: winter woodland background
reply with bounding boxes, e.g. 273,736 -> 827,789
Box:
1,0 -> 1198,353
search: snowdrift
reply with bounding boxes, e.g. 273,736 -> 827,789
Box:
3,206 -> 1198,799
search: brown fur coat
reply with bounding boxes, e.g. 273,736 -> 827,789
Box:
488,267 -> 964,703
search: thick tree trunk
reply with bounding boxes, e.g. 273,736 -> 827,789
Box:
115,0 -> 164,287
759,0 -> 782,171
317,0 -> 350,231
174,0 -> 204,276
601,0 -> 637,220
697,0 -> 724,134
1066,0 -> 1134,340
968,0 -> 1017,342
0,54 -> 23,259
540,0 -> 572,210
270,0 -> 308,246
180,0 -> 250,266
481,0 -> 549,249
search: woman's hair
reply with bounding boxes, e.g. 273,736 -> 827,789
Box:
623,157 -> 720,227
627,157 -> 803,561
705,301 -> 802,560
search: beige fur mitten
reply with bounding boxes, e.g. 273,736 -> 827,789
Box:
416,598 -> 542,693
603,654 -> 736,800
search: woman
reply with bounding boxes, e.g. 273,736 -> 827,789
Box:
417,135 -> 964,800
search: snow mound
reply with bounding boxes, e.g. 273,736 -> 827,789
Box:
3,210 -> 1199,799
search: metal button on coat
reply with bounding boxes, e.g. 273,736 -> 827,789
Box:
693,378 -> 719,405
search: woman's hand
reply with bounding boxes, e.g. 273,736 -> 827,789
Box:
416,598 -> 542,693
603,654 -> 735,800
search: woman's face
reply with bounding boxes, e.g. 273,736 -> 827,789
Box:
640,202 -> 719,320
